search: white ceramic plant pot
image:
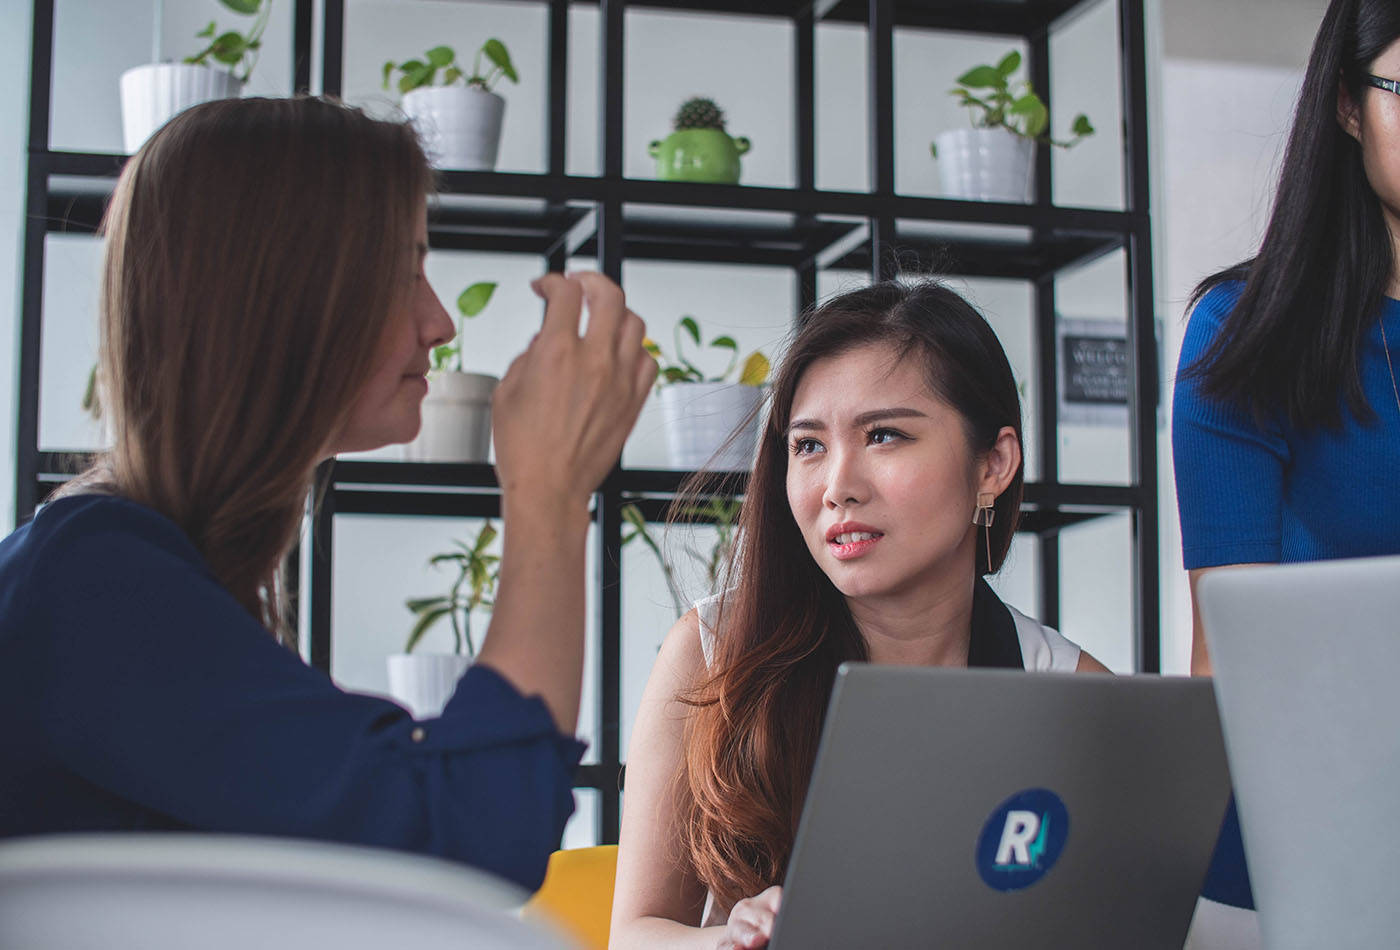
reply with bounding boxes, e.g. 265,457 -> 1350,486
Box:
403,371 -> 498,463
659,382 -> 762,471
386,653 -> 472,719
119,63 -> 243,154
401,86 -> 506,171
934,127 -> 1035,203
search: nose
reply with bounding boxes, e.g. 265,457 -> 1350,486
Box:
821,445 -> 870,510
421,284 -> 455,348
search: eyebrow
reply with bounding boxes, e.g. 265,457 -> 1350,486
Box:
416,242 -> 429,260
787,406 -> 928,434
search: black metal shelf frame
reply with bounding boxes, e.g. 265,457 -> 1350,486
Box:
19,0 -> 1159,847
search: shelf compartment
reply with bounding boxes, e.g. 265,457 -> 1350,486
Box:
827,218 -> 1123,280
597,205 -> 863,268
429,193 -> 593,257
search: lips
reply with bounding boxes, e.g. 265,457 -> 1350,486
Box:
826,521 -> 884,560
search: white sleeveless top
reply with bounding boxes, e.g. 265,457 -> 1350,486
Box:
693,591 -> 1082,673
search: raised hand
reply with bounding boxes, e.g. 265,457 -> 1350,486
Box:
491,271 -> 656,511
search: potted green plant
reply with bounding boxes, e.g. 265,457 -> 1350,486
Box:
930,50 -> 1094,203
403,281 -> 500,463
119,0 -> 271,154
386,522 -> 499,718
648,97 -> 751,185
622,498 -> 740,619
646,316 -> 770,471
384,41 -> 518,171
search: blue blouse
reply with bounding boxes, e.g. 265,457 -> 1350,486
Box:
0,494 -> 584,891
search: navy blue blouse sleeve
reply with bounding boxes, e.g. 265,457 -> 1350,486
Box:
1172,283 -> 1291,570
23,499 -> 583,891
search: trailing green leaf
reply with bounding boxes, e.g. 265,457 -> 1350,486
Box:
182,0 -> 270,83
938,49 -> 1094,151
457,282 -> 497,318
483,39 -> 518,83
404,521 -> 500,655
648,315 -> 771,391
956,65 -> 1004,89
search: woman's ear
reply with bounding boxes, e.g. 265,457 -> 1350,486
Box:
1338,80 -> 1363,141
977,426 -> 1021,498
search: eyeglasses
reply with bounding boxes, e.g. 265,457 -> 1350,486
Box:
1367,75 -> 1400,97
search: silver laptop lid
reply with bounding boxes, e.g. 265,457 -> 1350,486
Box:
1198,555 -> 1400,950
769,665 -> 1230,950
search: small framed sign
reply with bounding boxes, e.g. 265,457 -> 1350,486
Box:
1055,316 -> 1164,428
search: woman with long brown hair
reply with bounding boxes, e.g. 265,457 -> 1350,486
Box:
610,280 -> 1107,949
0,96 -> 656,891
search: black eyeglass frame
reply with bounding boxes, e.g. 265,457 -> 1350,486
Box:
1367,74 -> 1400,96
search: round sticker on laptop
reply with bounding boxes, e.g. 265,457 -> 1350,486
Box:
974,787 -> 1070,891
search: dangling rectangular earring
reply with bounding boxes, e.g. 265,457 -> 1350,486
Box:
973,491 -> 995,574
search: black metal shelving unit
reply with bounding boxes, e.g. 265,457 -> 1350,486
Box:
19,0 -> 1158,847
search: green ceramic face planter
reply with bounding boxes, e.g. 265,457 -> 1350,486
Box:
648,96 -> 751,185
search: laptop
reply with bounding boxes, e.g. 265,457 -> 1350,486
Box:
1196,555 -> 1400,950
768,665 -> 1231,949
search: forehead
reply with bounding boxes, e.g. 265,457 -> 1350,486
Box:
790,341 -> 935,415
1373,36 -> 1400,75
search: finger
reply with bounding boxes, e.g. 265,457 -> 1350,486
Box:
566,270 -> 627,344
633,347 -> 659,406
617,307 -> 646,364
531,273 -> 584,339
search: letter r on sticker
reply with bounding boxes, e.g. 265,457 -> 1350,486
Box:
994,810 -> 1041,866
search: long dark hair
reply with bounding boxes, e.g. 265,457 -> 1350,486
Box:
679,280 -> 1024,911
1184,0 -> 1400,429
59,97 -> 432,642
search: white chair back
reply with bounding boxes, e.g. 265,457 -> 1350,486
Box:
0,833 -> 574,950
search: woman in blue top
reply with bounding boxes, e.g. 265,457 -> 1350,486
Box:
0,96 -> 656,891
1173,0 -> 1400,915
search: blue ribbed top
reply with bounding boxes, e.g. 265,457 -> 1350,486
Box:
1173,281 -> 1400,569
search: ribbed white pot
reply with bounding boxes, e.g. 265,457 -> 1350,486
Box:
934,127 -> 1035,203
386,653 -> 472,719
659,382 -> 762,471
401,86 -> 505,171
403,371 -> 498,463
119,63 -> 243,154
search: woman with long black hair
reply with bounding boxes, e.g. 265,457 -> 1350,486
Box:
1173,0 -> 1400,918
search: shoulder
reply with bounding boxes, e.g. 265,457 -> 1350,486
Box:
23,494 -> 201,568
1007,605 -> 1082,673
1180,281 -> 1245,364
9,495 -> 216,622
655,608 -> 709,697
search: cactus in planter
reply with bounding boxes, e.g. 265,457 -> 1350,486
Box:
649,95 -> 751,184
673,97 -> 726,132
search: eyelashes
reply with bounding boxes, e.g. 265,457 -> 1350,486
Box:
788,427 -> 909,455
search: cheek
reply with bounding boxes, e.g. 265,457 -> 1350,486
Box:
786,469 -> 822,527
1362,113 -> 1400,205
